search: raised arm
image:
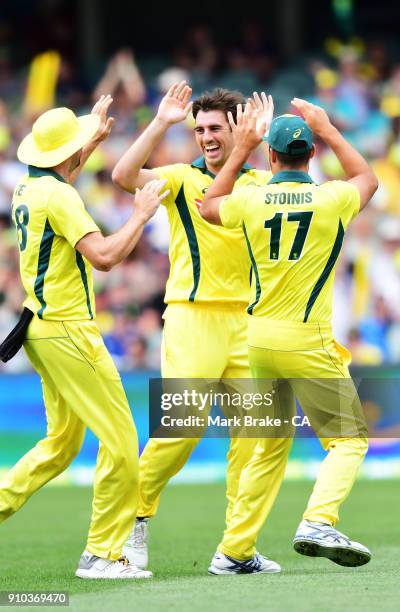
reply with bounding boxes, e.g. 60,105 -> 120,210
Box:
112,81 -> 192,193
200,98 -> 271,225
114,50 -> 146,107
291,98 -> 378,210
76,179 -> 169,271
93,49 -> 146,107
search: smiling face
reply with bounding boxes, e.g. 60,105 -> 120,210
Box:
194,110 -> 235,172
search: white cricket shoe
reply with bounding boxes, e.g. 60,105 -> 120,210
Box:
208,551 -> 281,575
293,520 -> 371,567
122,518 -> 149,570
75,551 -> 152,579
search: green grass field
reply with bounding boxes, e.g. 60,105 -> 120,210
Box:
0,480 -> 398,611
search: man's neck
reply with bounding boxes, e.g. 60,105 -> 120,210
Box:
205,162 -> 222,177
51,161 -> 70,183
273,164 -> 309,174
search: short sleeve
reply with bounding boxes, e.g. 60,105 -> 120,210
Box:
153,163 -> 185,206
47,183 -> 100,247
219,185 -> 251,229
325,180 -> 361,227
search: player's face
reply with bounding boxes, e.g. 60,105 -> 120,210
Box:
194,110 -> 234,168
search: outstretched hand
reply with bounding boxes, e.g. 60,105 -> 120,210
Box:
91,94 -> 115,143
134,179 -> 170,223
228,97 -> 271,153
247,92 -> 274,135
291,98 -> 332,137
156,80 -> 193,126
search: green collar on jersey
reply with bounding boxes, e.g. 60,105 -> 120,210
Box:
28,165 -> 67,183
268,170 -> 314,184
191,156 -> 252,179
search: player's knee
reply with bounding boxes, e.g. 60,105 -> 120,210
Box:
38,430 -> 84,472
55,441 -> 82,470
62,428 -> 86,463
226,438 -> 257,463
257,437 -> 292,459
111,449 -> 138,487
327,436 -> 368,457
356,436 -> 369,457
186,438 -> 200,451
345,436 -> 369,460
67,429 -> 86,457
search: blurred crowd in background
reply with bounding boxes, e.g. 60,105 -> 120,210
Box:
2,23 -> 400,371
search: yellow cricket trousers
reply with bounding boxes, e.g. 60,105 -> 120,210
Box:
0,317 -> 139,560
219,319 -> 368,560
138,303 -> 266,525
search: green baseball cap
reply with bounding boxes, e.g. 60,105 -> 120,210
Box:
266,114 -> 313,155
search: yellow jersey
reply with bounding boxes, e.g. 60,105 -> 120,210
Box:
12,166 -> 99,321
220,170 -> 360,323
154,157 -> 271,305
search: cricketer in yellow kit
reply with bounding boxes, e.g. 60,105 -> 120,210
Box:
113,86 -> 284,573
0,102 -> 167,579
141,157 -> 266,507
201,99 -> 378,573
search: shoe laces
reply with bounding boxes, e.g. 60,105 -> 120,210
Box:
326,528 -> 351,545
241,554 -> 263,571
117,556 -> 130,567
312,524 -> 351,545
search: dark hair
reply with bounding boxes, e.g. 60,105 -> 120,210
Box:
275,142 -> 312,167
192,88 -> 246,122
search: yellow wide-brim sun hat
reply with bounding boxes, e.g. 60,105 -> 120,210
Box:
17,107 -> 101,168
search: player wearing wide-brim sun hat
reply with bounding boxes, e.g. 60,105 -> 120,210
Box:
17,107 -> 100,168
0,97 -> 168,580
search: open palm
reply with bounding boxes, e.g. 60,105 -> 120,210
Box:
248,92 -> 274,135
91,94 -> 114,143
157,81 -> 192,125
